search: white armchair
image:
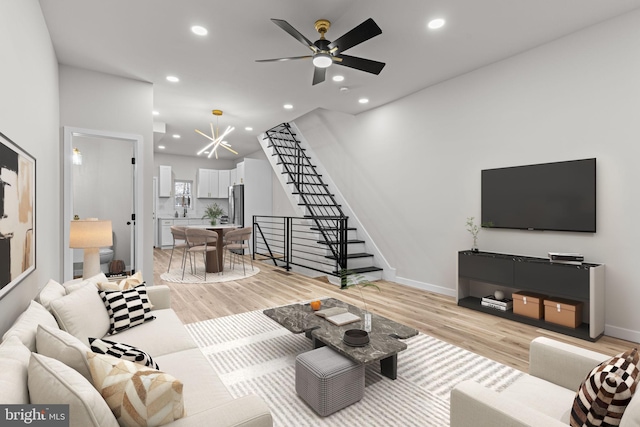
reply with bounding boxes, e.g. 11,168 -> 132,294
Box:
450,337 -> 640,427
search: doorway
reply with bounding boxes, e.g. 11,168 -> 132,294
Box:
63,127 -> 143,281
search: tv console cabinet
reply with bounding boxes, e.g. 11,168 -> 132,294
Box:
457,250 -> 605,341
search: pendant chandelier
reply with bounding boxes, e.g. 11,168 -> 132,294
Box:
195,109 -> 237,159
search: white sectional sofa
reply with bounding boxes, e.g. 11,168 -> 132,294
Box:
0,275 -> 273,427
450,337 -> 640,427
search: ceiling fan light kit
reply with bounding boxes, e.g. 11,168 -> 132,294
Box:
257,17 -> 385,85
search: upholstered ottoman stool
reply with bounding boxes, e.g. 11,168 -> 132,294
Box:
295,346 -> 365,416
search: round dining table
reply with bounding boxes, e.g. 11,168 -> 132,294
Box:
184,224 -> 239,273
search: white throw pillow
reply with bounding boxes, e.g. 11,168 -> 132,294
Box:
49,282 -> 110,345
28,353 -> 119,427
36,324 -> 92,381
0,335 -> 31,404
63,272 -> 108,294
87,352 -> 185,427
35,279 -> 66,310
2,300 -> 59,351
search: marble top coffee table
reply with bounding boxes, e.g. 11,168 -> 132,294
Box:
263,298 -> 418,379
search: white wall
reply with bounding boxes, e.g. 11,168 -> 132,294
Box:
59,66 -> 154,283
292,10 -> 640,342
0,0 -> 60,335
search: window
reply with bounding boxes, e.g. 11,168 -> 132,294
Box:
174,180 -> 193,209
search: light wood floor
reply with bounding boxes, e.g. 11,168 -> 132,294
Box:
153,248 -> 636,372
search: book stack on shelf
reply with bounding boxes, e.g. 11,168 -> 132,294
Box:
481,295 -> 513,311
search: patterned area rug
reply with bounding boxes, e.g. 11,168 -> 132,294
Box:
185,309 -> 525,426
160,264 -> 260,284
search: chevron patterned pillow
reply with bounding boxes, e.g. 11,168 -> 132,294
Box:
99,285 -> 155,334
570,348 -> 640,427
87,352 -> 185,427
89,337 -> 159,370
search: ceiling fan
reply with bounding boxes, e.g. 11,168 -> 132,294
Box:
256,18 -> 386,85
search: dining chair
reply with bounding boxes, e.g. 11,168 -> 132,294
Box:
223,226 -> 254,275
167,226 -> 189,273
184,228 -> 219,280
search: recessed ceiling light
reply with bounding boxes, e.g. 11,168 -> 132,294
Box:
283,104 -> 293,110
166,75 -> 179,83
245,127 -> 253,131
172,134 -> 180,139
158,145 -> 165,149
339,87 -> 349,92
428,18 -> 446,29
358,98 -> 369,104
153,111 -> 159,116
332,75 -> 345,82
191,25 -> 208,36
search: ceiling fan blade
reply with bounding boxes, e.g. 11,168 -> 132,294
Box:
312,66 -> 326,85
328,18 -> 382,54
271,19 -> 317,52
255,55 -> 312,63
335,54 -> 385,75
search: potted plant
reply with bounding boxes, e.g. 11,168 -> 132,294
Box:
202,203 -> 225,226
339,269 -> 380,332
466,217 -> 493,252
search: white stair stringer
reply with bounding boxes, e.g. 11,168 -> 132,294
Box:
258,123 -> 395,282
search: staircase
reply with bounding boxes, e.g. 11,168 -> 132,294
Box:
260,123 -> 382,283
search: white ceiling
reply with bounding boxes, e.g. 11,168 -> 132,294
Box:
39,0 -> 640,160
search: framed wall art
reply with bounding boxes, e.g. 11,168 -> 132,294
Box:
0,131 -> 35,299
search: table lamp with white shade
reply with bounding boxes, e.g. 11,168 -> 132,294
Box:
69,218 -> 113,278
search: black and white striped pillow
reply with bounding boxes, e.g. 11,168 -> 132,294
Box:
99,285 -> 155,334
88,337 -> 159,369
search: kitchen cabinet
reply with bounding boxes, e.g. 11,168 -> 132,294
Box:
158,165 -> 172,197
197,168 -> 220,198
236,162 -> 245,184
230,168 -> 237,186
218,169 -> 230,199
159,219 -> 174,247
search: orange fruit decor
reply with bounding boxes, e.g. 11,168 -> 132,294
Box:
310,300 -> 322,311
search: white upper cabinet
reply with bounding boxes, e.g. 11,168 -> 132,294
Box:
159,165 -> 172,197
197,168 -> 219,198
230,168 -> 237,186
236,162 -> 245,184
218,169 -> 230,199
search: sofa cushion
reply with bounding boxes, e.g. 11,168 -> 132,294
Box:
35,279 -> 66,309
155,348 -> 234,416
49,282 -> 111,345
89,337 -> 159,369
28,353 -> 119,427
2,300 -> 59,351
99,285 -> 155,334
570,348 -> 640,427
0,335 -> 31,404
501,372 -> 576,423
105,309 -> 197,357
36,324 -> 92,382
87,352 -> 186,427
63,272 -> 109,294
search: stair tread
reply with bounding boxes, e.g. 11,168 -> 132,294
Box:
333,266 -> 384,274
290,182 -> 329,186
293,192 -> 334,196
325,253 -> 374,260
310,227 -> 356,231
318,239 -> 365,244
299,203 -> 341,207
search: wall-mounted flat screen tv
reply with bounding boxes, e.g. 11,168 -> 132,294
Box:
481,158 -> 596,232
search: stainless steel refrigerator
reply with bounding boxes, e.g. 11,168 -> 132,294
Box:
229,184 -> 244,227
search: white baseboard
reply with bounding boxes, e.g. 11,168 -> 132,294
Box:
604,324 -> 640,343
394,276 -> 457,298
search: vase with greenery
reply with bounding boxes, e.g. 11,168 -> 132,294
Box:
339,269 -> 380,332
202,203 -> 225,226
466,217 -> 493,252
